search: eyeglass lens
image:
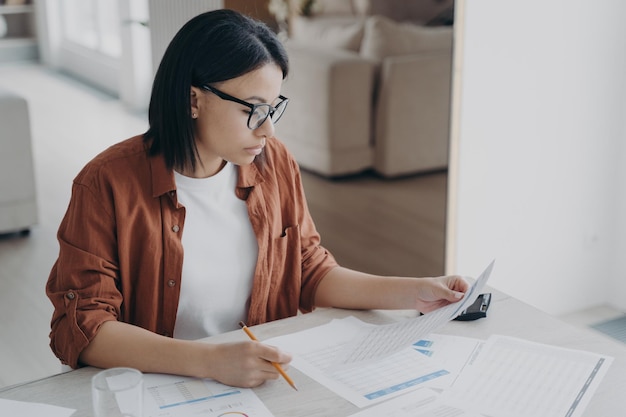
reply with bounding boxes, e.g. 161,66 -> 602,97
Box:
249,100 -> 287,130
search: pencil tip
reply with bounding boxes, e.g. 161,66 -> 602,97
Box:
238,321 -> 246,328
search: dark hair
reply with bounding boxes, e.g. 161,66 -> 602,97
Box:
143,9 -> 289,172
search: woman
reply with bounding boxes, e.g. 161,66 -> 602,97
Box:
46,9 -> 467,388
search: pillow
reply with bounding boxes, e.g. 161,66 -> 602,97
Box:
405,0 -> 455,25
290,16 -> 365,52
353,0 -> 406,21
310,0 -> 355,16
353,0 -> 454,24
360,15 -> 453,60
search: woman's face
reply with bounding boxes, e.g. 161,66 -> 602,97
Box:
189,63 -> 284,178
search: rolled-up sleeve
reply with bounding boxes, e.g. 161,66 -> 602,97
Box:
47,136 -> 179,367
46,181 -> 122,368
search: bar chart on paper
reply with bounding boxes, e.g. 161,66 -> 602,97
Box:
142,374 -> 274,417
146,378 -> 239,409
266,316 -> 451,408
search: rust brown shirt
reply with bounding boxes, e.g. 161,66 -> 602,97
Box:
46,135 -> 337,368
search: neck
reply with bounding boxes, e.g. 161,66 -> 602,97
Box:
178,159 -> 227,178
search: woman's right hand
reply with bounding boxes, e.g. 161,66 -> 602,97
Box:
78,321 -> 293,389
200,340 -> 293,388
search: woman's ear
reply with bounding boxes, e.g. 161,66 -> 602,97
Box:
190,87 -> 201,118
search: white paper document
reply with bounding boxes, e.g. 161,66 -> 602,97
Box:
410,333 -> 484,389
346,388 -> 483,417
440,335 -> 613,417
339,260 -> 494,364
266,316 -> 450,408
142,373 -> 275,417
0,398 -> 75,417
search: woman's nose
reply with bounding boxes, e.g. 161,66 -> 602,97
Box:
255,115 -> 275,137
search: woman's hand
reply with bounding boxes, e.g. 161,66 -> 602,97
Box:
201,341 -> 293,388
79,321 -> 293,389
411,275 -> 469,313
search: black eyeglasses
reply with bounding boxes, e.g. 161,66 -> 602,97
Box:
201,85 -> 289,130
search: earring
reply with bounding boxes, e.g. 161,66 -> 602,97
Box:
192,113 -> 197,118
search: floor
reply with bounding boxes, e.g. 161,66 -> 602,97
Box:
0,62 -> 150,389
0,62 -> 623,390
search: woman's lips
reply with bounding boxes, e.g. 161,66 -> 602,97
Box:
245,145 -> 264,155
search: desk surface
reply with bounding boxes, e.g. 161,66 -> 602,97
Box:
2,289 -> 626,416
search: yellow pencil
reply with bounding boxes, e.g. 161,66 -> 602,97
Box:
238,321 -> 298,391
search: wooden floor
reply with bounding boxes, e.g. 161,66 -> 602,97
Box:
302,170 -> 446,278
0,62 -> 446,388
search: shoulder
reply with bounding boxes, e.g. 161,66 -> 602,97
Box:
74,135 -> 150,187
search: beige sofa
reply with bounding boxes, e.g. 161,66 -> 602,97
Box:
0,88 -> 38,234
275,0 -> 454,177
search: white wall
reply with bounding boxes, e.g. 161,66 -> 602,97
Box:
447,0 -> 626,315
148,0 -> 222,75
609,120 -> 626,308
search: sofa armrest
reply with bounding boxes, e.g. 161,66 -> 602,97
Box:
0,89 -> 38,233
276,41 -> 377,176
373,50 -> 452,177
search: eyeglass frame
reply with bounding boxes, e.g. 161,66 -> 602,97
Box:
200,84 -> 289,130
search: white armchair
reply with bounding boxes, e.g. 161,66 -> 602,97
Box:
276,0 -> 454,177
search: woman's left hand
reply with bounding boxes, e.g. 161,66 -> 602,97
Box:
412,275 -> 469,313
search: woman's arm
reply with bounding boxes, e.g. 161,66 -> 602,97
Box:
79,321 -> 292,388
314,266 -> 468,313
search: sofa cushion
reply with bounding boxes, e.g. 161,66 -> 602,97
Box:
353,0 -> 454,24
290,16 -> 365,52
310,0 -> 355,15
360,15 -> 453,60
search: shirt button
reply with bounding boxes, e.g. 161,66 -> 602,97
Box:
167,279 -> 176,287
66,292 -> 76,300
172,225 -> 180,232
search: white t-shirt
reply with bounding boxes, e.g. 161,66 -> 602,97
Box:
172,163 -> 258,339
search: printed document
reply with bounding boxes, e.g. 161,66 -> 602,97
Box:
410,333 -> 483,389
346,388 -> 483,417
264,261 -> 494,408
339,260 -> 494,364
142,373 -> 275,417
440,335 -> 613,417
265,316 -> 450,408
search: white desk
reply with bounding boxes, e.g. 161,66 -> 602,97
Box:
2,289 -> 626,416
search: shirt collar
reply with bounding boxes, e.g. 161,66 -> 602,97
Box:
237,161 -> 265,189
149,151 -> 176,198
149,152 -> 265,198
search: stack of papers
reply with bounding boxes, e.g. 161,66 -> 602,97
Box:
344,332 -> 612,417
264,261 -> 613,416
